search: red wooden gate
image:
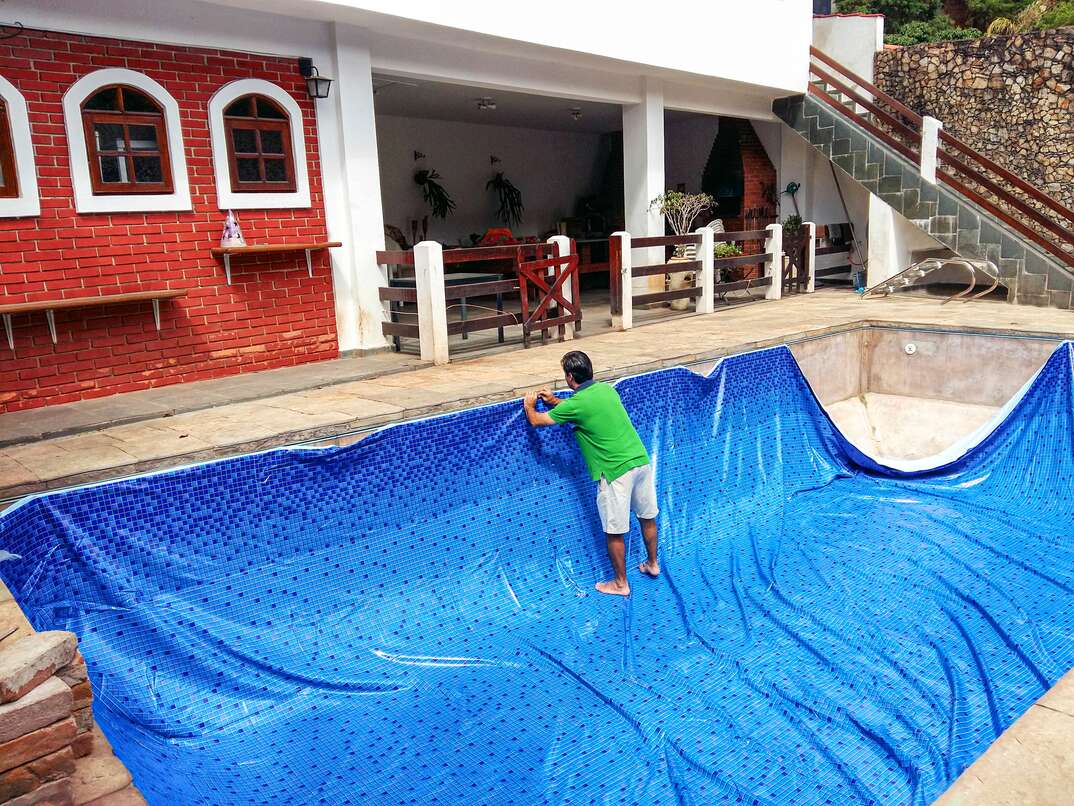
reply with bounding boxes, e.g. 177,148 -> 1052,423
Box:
515,250 -> 581,347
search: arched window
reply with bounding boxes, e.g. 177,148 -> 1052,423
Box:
223,95 -> 296,193
0,75 -> 39,217
80,85 -> 172,194
208,79 -> 310,210
64,68 -> 190,213
0,100 -> 17,199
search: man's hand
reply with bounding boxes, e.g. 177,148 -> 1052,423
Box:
523,390 -> 555,427
537,388 -> 560,407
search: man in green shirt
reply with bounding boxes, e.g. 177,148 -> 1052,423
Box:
524,350 -> 660,596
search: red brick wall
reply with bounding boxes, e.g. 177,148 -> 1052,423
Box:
722,119 -> 778,280
0,29 -> 338,413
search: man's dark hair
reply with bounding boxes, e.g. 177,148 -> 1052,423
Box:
561,351 -> 593,384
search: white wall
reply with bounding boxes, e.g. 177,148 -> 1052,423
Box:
376,115 -> 604,246
812,15 -> 885,83
238,0 -> 812,94
867,198 -> 946,286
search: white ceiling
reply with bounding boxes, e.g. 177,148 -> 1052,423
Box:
373,74 -> 702,134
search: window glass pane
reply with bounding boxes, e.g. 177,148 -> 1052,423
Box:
263,159 -> 288,182
132,156 -> 163,184
128,124 -> 160,151
231,128 -> 257,154
122,88 -> 158,114
94,123 -> 127,153
236,158 -> 261,182
255,97 -> 287,120
84,87 -> 120,111
98,155 -> 126,183
259,129 -> 284,155
224,97 -> 253,117
0,159 -> 6,188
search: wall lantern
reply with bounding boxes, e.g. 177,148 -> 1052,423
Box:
298,57 -> 333,99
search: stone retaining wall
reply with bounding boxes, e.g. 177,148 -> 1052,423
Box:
0,630 -> 143,806
874,28 -> 1074,209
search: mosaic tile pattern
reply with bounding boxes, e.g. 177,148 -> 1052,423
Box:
1,344 -> 1073,805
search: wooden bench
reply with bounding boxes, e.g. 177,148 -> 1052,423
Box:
0,289 -> 187,350
210,241 -> 343,284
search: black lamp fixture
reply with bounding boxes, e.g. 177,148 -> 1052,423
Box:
298,57 -> 333,100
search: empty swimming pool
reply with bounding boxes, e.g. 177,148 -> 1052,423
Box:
1,342 -> 1072,805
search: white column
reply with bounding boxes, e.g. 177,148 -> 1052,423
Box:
613,231 -> 633,330
805,221 -> 817,293
547,235 -> 574,342
319,24 -> 388,354
920,116 -> 943,185
622,77 -> 664,295
695,226 -> 714,314
414,241 -> 448,364
764,223 -> 783,301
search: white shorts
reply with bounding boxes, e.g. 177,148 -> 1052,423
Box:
596,464 -> 659,535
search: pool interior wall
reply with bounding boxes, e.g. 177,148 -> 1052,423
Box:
791,327 -> 1060,459
1,343 -> 1073,805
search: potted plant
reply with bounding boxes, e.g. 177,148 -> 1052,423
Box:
414,167 -> 456,220
649,191 -> 716,310
714,241 -> 743,284
487,168 -> 524,229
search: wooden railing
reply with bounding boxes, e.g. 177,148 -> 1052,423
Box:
809,46 -> 1074,270
376,239 -> 572,361
609,233 -> 702,318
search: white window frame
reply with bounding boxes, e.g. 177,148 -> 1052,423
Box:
63,68 -> 191,213
208,79 -> 311,210
0,76 -> 40,218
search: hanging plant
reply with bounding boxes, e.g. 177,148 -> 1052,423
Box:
414,168 -> 456,219
487,171 -> 524,228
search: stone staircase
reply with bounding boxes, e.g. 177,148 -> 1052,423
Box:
773,91 -> 1074,309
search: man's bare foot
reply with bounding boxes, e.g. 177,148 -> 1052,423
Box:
638,560 -> 660,577
595,579 -> 630,596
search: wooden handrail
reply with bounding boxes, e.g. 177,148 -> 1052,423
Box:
810,46 -> 1074,272
631,234 -> 701,248
939,131 -> 1074,228
940,169 -> 1074,268
938,149 -> 1074,244
809,84 -> 920,163
810,46 -> 922,125
809,63 -> 921,144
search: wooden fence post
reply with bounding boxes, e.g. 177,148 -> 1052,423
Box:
547,235 -> 575,342
611,231 -> 632,330
414,240 -> 449,364
764,224 -> 782,301
695,227 -> 714,314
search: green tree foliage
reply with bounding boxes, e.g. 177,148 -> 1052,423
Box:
885,16 -> 983,43
1037,1 -> 1074,26
965,0 -> 1031,29
838,0 -> 942,28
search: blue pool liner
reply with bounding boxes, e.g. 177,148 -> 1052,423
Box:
1,343 -> 1073,805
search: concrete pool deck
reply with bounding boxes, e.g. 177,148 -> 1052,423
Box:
2,288 -> 1074,501
2,288 -> 1074,803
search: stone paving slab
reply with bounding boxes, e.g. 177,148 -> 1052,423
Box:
0,351 -> 421,448
2,291 -> 1074,501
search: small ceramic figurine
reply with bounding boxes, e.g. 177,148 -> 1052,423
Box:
220,210 -> 246,248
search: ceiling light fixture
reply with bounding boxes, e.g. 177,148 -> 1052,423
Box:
568,107 -> 582,121
476,96 -> 497,111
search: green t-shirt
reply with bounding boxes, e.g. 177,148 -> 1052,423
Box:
548,381 -> 649,481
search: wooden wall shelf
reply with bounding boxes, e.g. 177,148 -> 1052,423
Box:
0,289 -> 187,350
210,241 -> 343,284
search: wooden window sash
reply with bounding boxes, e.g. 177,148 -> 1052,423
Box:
0,102 -> 18,199
223,98 -> 297,194
80,90 -> 174,196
